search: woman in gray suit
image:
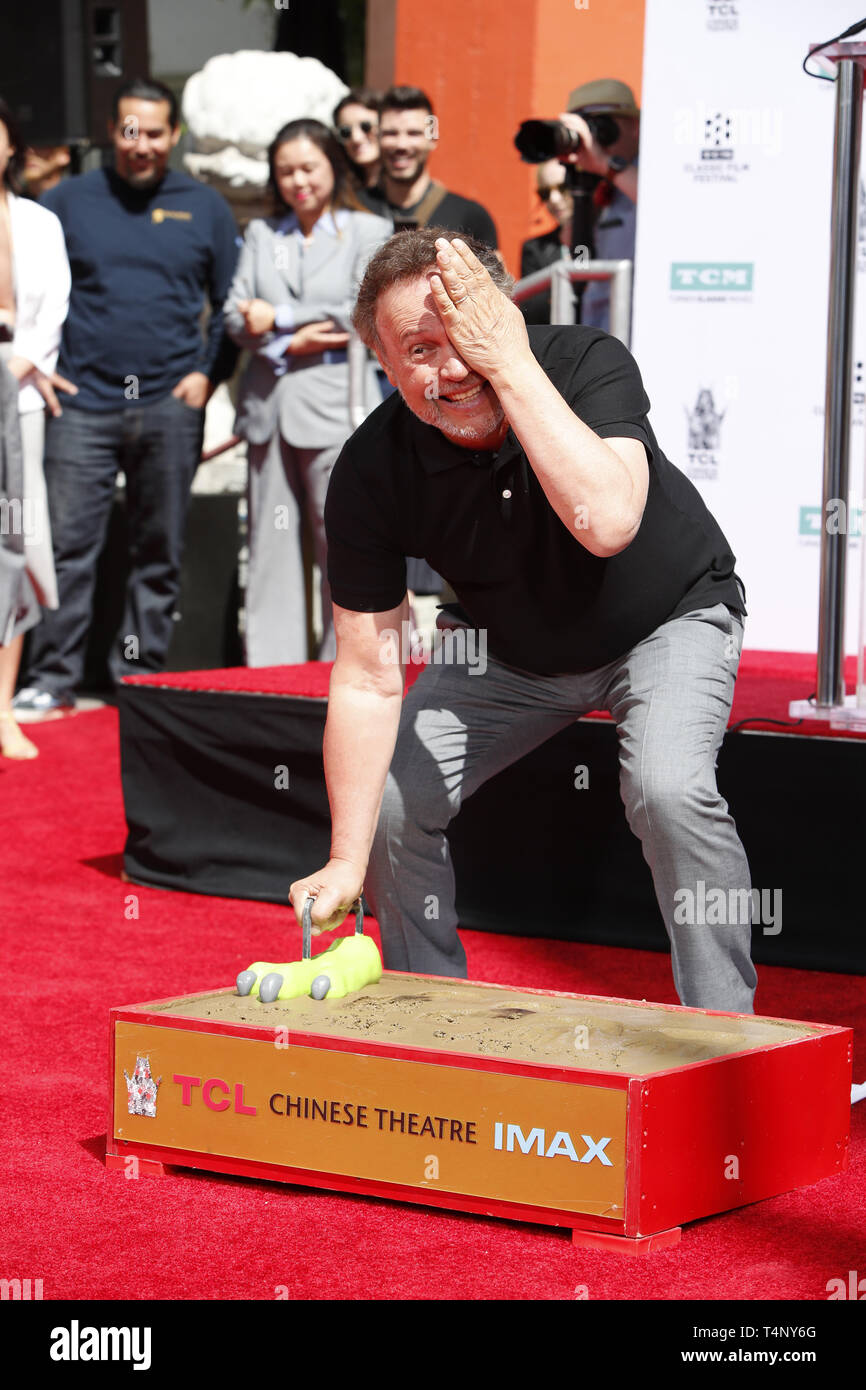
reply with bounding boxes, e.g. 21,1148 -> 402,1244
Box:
225,119 -> 391,666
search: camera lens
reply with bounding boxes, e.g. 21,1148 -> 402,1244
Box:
514,120 -> 581,164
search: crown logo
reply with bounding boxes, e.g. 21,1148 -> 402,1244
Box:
123,1056 -> 162,1118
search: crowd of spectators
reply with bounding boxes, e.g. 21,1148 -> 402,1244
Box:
0,71 -> 638,755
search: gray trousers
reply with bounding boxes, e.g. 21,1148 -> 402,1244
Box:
18,409 -> 58,611
245,435 -> 342,666
364,601 -> 757,1013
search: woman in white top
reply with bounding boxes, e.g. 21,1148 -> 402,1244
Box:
0,99 -> 72,757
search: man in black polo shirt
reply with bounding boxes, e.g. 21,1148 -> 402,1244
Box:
289,229 -> 756,1014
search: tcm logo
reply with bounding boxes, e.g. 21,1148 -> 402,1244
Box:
494,1122 -> 612,1165
671,263 -> 753,291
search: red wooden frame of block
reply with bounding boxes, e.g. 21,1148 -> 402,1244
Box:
107,973 -> 852,1254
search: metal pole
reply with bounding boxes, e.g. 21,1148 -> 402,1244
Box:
550,260 -> 577,325
817,58 -> 863,706
348,330 -> 369,432
511,259 -> 632,340
607,260 -> 633,349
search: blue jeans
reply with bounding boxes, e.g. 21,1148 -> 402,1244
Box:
364,602 -> 757,1013
24,394 -> 204,694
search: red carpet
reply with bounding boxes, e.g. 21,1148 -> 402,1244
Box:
126,650 -> 866,740
1,706 -> 863,1301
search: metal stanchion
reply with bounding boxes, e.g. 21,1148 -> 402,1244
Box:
790,42 -> 866,729
858,438 -> 866,706
550,260 -> 578,325
511,257 -> 633,346
817,56 -> 862,708
348,330 -> 370,432
608,261 -> 633,349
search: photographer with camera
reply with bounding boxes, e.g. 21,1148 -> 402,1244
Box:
515,79 -> 639,332
559,79 -> 639,330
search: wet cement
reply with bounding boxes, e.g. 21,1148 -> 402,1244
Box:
154,974 -> 818,1075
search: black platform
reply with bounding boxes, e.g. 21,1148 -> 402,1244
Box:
119,678 -> 866,974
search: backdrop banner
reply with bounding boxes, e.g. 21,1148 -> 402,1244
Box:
633,0 -> 865,653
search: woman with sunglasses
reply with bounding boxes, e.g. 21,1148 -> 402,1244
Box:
333,89 -> 382,195
224,118 -> 391,665
518,160 -> 575,325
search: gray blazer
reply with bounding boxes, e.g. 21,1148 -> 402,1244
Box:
224,209 -> 392,448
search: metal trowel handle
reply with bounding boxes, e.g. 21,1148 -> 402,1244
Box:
301,896 -> 364,961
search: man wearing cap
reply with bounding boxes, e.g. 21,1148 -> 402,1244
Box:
557,78 -> 640,332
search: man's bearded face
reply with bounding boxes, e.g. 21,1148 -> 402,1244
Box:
378,108 -> 436,187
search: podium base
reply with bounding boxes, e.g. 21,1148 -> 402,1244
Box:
789,694 -> 866,732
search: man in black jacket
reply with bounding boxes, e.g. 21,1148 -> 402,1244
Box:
14,78 -> 239,714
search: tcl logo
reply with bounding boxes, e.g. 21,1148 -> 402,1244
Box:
173,1073 -> 257,1114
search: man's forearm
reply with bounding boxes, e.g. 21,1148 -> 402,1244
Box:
607,165 -> 638,204
324,669 -> 404,872
488,355 -> 645,556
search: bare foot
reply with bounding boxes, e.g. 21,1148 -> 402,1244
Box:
0,712 -> 39,759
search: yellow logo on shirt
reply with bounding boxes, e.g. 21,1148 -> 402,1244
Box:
151,209 -> 193,224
